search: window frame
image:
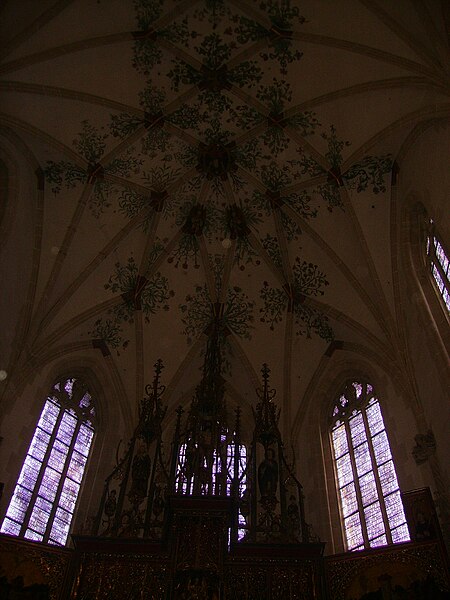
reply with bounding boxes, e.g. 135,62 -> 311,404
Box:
330,380 -> 410,551
426,219 -> 450,316
1,376 -> 95,546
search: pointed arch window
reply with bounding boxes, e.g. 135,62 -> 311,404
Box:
1,377 -> 95,546
330,381 -> 410,551
426,220 -> 449,314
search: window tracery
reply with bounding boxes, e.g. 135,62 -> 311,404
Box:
330,381 -> 409,551
0,376 -> 95,546
426,219 -> 449,314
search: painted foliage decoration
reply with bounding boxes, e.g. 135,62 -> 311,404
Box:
44,120 -> 143,218
181,254 -> 254,344
89,244 -> 174,351
259,258 -> 333,341
39,0 -> 394,352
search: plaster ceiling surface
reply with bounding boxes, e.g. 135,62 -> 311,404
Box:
0,0 -> 449,432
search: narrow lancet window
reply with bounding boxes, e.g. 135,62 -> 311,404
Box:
1,377 -> 95,546
426,220 -> 450,314
330,381 -> 410,551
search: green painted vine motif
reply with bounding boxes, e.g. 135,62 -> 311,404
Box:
169,234 -> 202,269
344,155 -> 393,194
133,1 -> 190,75
44,0 -> 399,355
253,163 -> 316,240
294,304 -> 333,341
166,200 -> 222,268
259,258 -> 332,340
118,166 -> 180,229
90,239 -> 164,349
104,256 -> 174,324
174,121 -> 264,195
259,283 -> 287,330
193,0 -> 231,24
221,203 -> 260,266
297,126 -> 392,210
117,189 -> 150,223
280,210 -> 302,241
293,259 -> 329,297
167,33 -> 262,118
211,253 -> 225,298
110,85 -> 174,158
233,0 -> 305,74
180,282 -> 254,344
89,318 -> 128,354
147,239 -> 166,268
44,121 -> 143,217
230,80 -> 320,156
261,234 -> 283,270
44,161 -> 86,194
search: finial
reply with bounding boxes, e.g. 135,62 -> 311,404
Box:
261,363 -> 270,398
254,363 -> 280,447
154,358 -> 164,374
257,363 -> 276,404
145,358 -> 165,399
139,359 -> 167,445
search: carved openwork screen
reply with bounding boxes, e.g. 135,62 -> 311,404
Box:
426,220 -> 450,314
175,435 -> 248,539
330,381 -> 410,551
175,437 -> 247,494
1,377 -> 95,546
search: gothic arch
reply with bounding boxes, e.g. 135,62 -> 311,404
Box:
406,199 -> 450,376
293,354 -> 418,554
0,371 -> 97,545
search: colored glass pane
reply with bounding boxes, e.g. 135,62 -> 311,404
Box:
339,482 -> 358,518
336,453 -> 353,488
372,430 -> 392,465
344,512 -> 364,550
359,471 -> 378,507
349,413 -> 366,447
0,377 -> 95,545
331,424 -> 348,459
331,380 -> 410,551
354,441 -> 371,476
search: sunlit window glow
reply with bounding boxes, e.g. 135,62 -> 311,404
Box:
1,378 -> 95,546
427,224 -> 450,313
176,436 -> 247,540
331,382 -> 410,551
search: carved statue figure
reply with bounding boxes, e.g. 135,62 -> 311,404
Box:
104,489 -> 117,518
128,444 -> 151,506
152,484 -> 165,519
258,447 -> 278,499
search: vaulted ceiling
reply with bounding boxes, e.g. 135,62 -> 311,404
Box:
1,0 -> 449,435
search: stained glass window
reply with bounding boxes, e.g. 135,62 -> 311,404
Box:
426,221 -> 450,314
1,377 -> 95,546
330,381 -> 410,551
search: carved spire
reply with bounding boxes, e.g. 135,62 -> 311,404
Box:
253,363 -> 281,448
193,317 -> 225,419
138,359 -> 167,445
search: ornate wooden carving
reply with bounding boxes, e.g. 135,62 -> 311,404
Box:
325,540 -> 449,599
0,535 -> 71,599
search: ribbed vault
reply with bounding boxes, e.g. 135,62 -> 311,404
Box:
0,0 -> 449,442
